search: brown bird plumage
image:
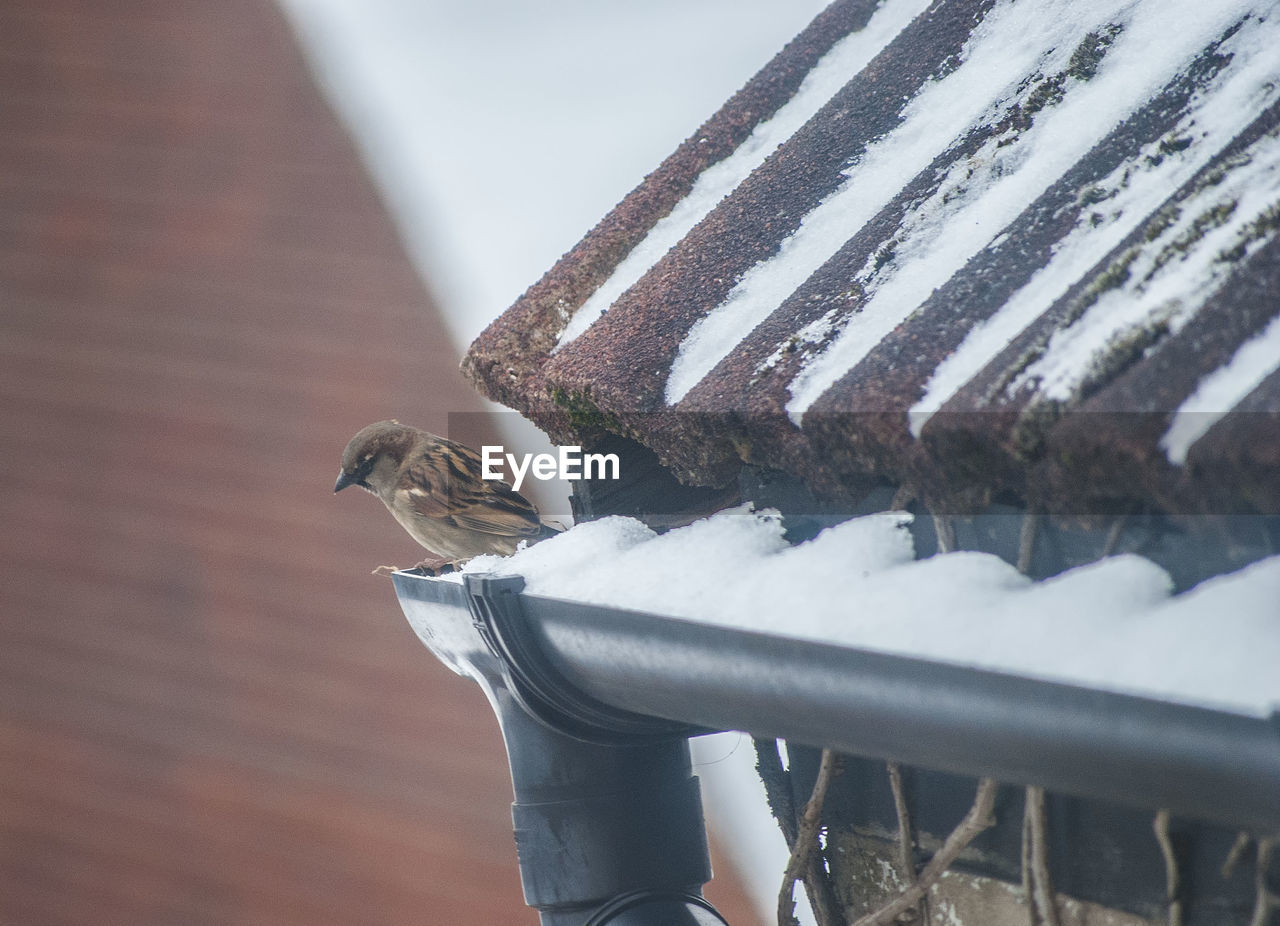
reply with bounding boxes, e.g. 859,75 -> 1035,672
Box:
335,420 -> 553,569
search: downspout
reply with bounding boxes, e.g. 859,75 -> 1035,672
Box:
393,573 -> 729,926
393,570 -> 1280,920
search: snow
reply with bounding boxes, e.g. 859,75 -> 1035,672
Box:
557,0 -> 933,351
784,0 -> 1269,424
1009,124 -> 1280,407
910,16 -> 1280,436
572,0 -> 1280,418
1161,312 -> 1280,464
460,507 -> 1280,719
666,0 -> 1094,406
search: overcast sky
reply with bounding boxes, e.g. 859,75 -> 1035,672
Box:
277,0 -> 829,349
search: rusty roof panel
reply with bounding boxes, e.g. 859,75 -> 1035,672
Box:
462,0 -> 888,425
464,0 -> 1280,517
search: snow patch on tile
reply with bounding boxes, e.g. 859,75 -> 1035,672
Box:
668,0 -> 1100,406
1010,126 -> 1280,409
554,0 -> 933,350
786,0 -> 1267,425
1161,312 -> 1280,464
910,15 -> 1280,436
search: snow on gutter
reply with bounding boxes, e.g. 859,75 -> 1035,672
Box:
393,506 -> 1280,830
456,508 -> 1280,720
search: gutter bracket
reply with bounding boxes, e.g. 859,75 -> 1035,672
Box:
463,573 -> 710,744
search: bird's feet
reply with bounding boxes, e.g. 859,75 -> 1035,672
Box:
369,556 -> 458,578
413,556 -> 457,577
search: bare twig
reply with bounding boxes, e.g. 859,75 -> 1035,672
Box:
887,763 -> 916,880
1153,810 -> 1183,926
1250,837 -> 1277,926
756,739 -> 843,926
1017,513 -> 1039,575
801,852 -> 846,926
778,748 -> 842,926
1102,513 -> 1130,557
754,738 -> 798,846
887,762 -> 926,923
850,778 -> 1000,926
1022,786 -> 1061,926
1022,790 -> 1034,920
802,853 -> 846,926
1223,831 -> 1252,879
932,512 -> 957,554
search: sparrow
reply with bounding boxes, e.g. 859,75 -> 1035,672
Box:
335,420 -> 557,571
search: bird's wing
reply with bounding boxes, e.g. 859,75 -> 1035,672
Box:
403,441 -> 543,538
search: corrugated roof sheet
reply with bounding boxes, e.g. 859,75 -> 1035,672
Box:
465,0 -> 1280,517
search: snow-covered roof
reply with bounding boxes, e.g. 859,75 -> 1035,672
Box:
464,0 -> 1280,517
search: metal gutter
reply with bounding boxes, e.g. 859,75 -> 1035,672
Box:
395,571 -> 1280,836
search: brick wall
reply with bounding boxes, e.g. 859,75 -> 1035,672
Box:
0,2 -> 543,923
0,2 -> 757,923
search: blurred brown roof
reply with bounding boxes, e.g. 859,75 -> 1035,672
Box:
0,2 -> 760,924
465,0 -> 1280,520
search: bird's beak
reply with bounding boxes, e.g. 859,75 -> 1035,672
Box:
334,470 -> 358,493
